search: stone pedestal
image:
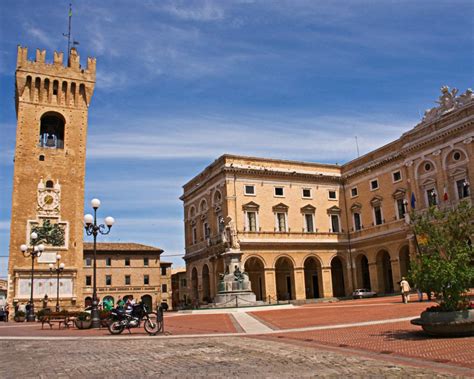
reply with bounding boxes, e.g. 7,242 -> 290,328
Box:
213,248 -> 257,307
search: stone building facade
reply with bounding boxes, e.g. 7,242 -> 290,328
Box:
171,268 -> 188,309
83,243 -> 172,310
7,46 -> 95,309
181,87 -> 473,303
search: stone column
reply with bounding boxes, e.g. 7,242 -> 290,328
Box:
321,266 -> 333,298
391,258 -> 401,292
264,268 -> 276,302
368,261 -> 380,293
293,267 -> 306,300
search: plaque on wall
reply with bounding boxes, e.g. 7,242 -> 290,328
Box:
37,252 -> 57,263
17,278 -> 73,298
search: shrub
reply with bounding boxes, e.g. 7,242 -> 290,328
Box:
409,201 -> 474,312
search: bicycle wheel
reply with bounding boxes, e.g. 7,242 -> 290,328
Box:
108,320 -> 125,335
144,312 -> 162,335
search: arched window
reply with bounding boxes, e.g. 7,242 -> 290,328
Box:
39,112 -> 65,149
45,180 -> 54,188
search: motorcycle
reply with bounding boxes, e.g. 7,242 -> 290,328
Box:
107,302 -> 163,336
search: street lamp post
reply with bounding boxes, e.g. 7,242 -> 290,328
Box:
49,255 -> 65,312
84,198 -> 115,328
20,232 -> 45,322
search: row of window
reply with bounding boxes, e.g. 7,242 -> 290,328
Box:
244,185 -> 338,200
85,275 -> 167,292
84,257 -> 166,274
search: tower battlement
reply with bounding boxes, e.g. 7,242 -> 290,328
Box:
15,46 -> 96,111
16,46 -> 96,81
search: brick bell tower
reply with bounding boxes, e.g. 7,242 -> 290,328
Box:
7,46 -> 96,310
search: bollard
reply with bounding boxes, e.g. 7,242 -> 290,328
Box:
235,296 -> 238,308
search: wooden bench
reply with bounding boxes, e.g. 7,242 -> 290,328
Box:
40,315 -> 72,329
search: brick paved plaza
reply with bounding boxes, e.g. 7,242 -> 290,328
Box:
0,297 -> 472,377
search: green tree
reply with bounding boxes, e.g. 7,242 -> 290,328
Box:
409,201 -> 474,312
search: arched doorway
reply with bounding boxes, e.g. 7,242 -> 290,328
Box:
245,256 -> 266,301
191,267 -> 199,301
275,256 -> 295,300
303,256 -> 322,299
85,296 -> 92,307
376,250 -> 394,293
123,294 -> 133,302
355,254 -> 371,290
141,294 -> 153,311
399,246 -> 410,279
331,256 -> 346,297
202,265 -> 211,302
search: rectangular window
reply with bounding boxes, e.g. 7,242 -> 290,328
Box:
144,275 -> 149,285
161,266 -> 167,276
192,227 -> 197,244
144,257 -> 149,266
302,188 -> 312,198
370,179 -> 379,191
396,198 -> 406,219
162,284 -> 168,293
203,222 -> 209,238
276,212 -> 287,232
85,276 -> 91,286
374,206 -> 383,225
353,213 -> 361,231
105,257 -> 111,267
274,187 -> 284,197
125,258 -> 130,266
351,187 -> 358,197
247,211 -> 257,232
328,190 -> 337,200
181,279 -> 187,287
85,257 -> 92,266
244,185 -> 255,195
427,189 -> 437,206
456,179 -> 470,199
392,170 -> 402,183
105,275 -> 112,286
304,213 -> 314,233
331,215 -> 340,233
125,275 -> 131,285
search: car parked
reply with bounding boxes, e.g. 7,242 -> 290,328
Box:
352,288 -> 377,299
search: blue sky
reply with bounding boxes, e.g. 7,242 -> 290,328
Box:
0,0 -> 473,277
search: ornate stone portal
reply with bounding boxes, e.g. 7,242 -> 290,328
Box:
213,217 -> 257,306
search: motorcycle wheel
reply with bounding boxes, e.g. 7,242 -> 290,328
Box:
108,321 -> 125,335
144,312 -> 162,335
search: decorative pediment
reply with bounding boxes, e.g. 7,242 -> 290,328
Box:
272,203 -> 289,212
421,178 -> 436,187
449,167 -> 467,179
242,201 -> 260,211
370,195 -> 383,207
392,188 -> 407,200
350,202 -> 362,212
327,205 -> 341,214
300,204 -> 316,213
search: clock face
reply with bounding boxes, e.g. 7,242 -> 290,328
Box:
39,191 -> 59,210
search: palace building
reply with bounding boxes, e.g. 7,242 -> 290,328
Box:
181,87 -> 473,303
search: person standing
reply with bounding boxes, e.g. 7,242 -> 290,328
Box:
4,304 -> 9,322
400,277 -> 411,304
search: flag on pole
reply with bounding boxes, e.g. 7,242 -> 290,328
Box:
443,186 -> 448,201
410,192 -> 416,209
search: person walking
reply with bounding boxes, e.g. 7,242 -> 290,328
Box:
4,304 -> 9,322
400,277 -> 411,304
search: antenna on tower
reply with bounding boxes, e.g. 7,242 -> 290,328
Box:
355,136 -> 360,158
62,3 -> 79,61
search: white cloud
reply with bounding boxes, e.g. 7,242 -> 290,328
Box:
87,112 -> 415,163
160,1 -> 225,21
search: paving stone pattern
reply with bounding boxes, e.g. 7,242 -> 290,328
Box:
0,337 -> 457,378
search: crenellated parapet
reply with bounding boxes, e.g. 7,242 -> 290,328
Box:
15,46 -> 96,111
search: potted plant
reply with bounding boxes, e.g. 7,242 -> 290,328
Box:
74,311 -> 92,329
410,201 -> 474,337
14,310 -> 26,322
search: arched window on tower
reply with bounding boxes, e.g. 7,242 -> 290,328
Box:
39,113 -> 65,149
